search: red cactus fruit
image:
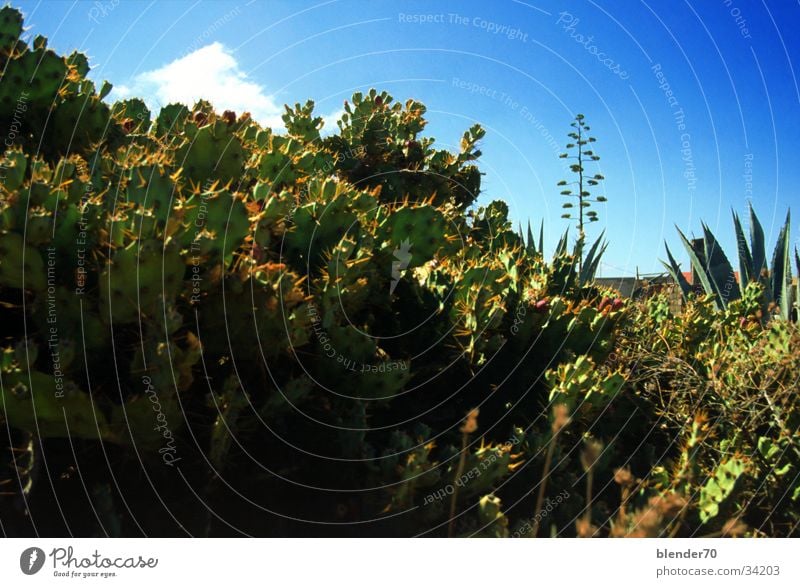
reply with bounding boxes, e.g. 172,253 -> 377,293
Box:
222,110 -> 236,125
535,299 -> 550,313
193,111 -> 207,126
611,298 -> 623,311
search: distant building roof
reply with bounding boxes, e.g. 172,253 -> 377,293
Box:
594,277 -> 638,297
681,271 -> 740,285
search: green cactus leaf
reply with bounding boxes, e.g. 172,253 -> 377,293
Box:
0,370 -> 114,441
99,239 -> 184,324
0,232 -> 46,291
699,457 -> 746,524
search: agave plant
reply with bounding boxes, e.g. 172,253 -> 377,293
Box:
522,219 -> 545,260
796,249 -> 800,319
520,220 -> 607,286
663,205 -> 797,321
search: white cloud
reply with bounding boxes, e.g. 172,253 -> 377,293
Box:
321,109 -> 345,136
112,84 -> 132,97
110,43 -> 338,132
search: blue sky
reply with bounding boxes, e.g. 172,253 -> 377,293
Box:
14,0 -> 800,276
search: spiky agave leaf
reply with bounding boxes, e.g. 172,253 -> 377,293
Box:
538,219 -> 544,258
526,220 -> 537,257
749,203 -> 767,284
732,209 -> 753,286
579,230 -> 607,285
770,211 -> 791,320
795,247 -> 800,319
662,242 -> 692,299
701,221 -> 740,305
555,227 -> 570,257
676,226 -> 722,309
548,229 -> 580,293
521,219 -> 546,259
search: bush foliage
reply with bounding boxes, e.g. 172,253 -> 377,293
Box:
0,6 -> 797,537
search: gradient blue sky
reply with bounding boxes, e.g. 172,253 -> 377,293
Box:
14,0 -> 800,276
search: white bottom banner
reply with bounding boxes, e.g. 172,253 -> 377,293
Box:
1,538 -> 797,585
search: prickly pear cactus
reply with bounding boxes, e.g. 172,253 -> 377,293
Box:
0,6 -> 653,537
699,457 -> 747,523
176,119 -> 245,184
99,239 -> 184,324
0,232 -> 46,290
476,494 -> 510,538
